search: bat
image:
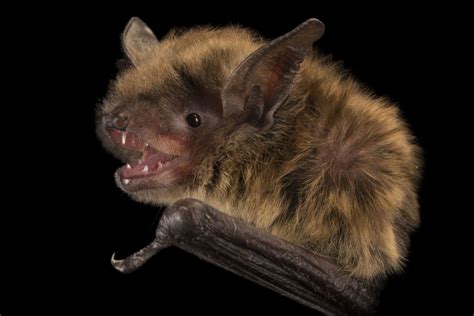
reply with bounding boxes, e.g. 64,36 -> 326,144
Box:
96,17 -> 422,314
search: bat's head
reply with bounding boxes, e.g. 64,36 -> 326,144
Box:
97,17 -> 324,202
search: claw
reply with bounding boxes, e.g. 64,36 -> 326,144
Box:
110,237 -> 169,274
111,252 -> 127,273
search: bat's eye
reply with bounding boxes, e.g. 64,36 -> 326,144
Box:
186,113 -> 202,128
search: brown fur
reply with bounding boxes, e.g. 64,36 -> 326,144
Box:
98,22 -> 422,280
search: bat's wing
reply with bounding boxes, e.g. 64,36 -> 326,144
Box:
111,198 -> 383,315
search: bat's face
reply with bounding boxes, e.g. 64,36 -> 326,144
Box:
97,20 -> 237,197
98,87 -> 223,194
97,17 -> 324,201
97,45 -> 229,195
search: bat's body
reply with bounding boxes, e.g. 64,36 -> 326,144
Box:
97,18 -> 422,280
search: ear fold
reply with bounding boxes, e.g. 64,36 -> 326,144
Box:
122,17 -> 159,65
221,18 -> 325,129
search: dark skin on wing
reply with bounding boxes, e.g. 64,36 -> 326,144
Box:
97,16 -> 421,292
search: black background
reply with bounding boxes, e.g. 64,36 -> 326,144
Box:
3,3 -> 470,315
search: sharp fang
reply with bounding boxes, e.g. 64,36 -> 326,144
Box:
158,161 -> 162,168
121,132 -> 126,145
126,164 -> 131,169
142,165 -> 149,173
145,143 -> 149,147
123,179 -> 130,185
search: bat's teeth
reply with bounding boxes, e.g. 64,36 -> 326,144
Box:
123,179 -> 130,185
142,165 -> 149,173
145,143 -> 149,147
121,132 -> 127,145
158,161 -> 162,168
126,164 -> 131,169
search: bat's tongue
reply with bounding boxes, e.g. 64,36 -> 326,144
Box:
120,146 -> 174,179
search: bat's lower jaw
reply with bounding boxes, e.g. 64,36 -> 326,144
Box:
114,159 -> 189,194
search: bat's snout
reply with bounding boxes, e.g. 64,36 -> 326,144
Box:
104,114 -> 129,131
103,113 -> 146,151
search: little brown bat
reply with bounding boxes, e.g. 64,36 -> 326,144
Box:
97,17 -> 422,280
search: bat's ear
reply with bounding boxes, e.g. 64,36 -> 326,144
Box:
221,19 -> 324,130
122,17 -> 159,65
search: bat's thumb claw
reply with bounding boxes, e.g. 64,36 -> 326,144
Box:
111,252 -> 127,273
110,239 -> 167,274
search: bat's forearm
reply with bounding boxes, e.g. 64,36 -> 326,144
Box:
111,198 -> 381,315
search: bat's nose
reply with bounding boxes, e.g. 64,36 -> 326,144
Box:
105,114 -> 129,131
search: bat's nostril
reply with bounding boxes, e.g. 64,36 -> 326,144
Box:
105,115 -> 129,130
114,117 -> 129,129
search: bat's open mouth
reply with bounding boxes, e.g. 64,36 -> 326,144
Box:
107,128 -> 185,192
117,144 -> 178,182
